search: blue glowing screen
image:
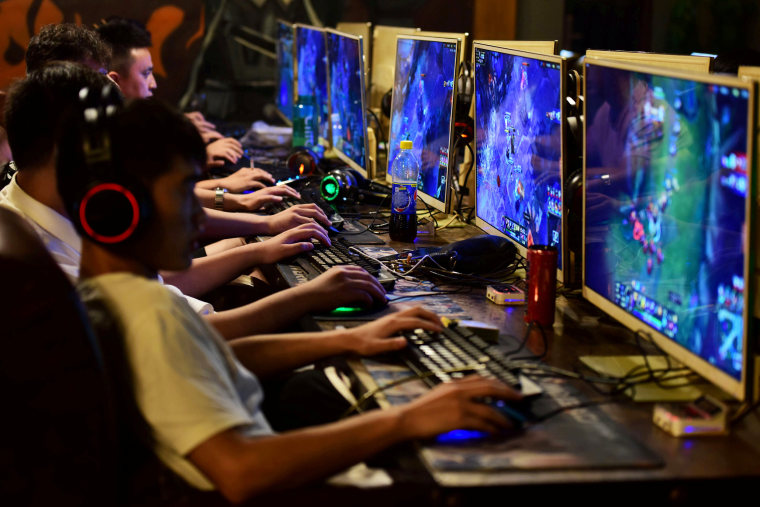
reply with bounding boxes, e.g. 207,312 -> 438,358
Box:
388,38 -> 459,204
327,32 -> 367,170
276,21 -> 294,121
474,47 -> 563,266
295,26 -> 330,145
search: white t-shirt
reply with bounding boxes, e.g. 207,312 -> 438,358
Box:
0,174 -> 214,315
78,272 -> 273,490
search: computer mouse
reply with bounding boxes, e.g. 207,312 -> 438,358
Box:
324,295 -> 390,319
329,213 -> 345,231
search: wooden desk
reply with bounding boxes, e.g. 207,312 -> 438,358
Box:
307,220 -> 760,504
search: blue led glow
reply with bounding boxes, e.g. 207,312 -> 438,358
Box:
435,429 -> 490,443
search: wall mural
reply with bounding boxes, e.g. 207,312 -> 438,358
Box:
0,0 -> 204,105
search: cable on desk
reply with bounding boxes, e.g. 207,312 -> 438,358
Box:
506,321 -> 549,361
337,195 -> 389,236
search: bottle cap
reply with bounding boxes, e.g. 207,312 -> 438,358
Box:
400,140 -> 413,150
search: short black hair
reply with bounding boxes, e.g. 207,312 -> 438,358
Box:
5,61 -> 116,170
95,17 -> 152,74
25,23 -> 111,73
57,98 -> 206,220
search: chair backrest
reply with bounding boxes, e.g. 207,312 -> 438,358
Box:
0,207 -> 119,505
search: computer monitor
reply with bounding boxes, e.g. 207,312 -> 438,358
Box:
416,30 -> 470,64
336,22 -> 371,94
478,40 -> 558,56
387,35 -> 462,213
583,58 -> 756,401
275,20 -> 294,125
294,24 -> 330,151
326,29 -> 370,179
473,43 -> 567,281
738,66 -> 760,321
370,25 -> 419,111
585,50 -> 713,73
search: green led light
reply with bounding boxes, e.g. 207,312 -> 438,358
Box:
321,175 -> 340,201
331,306 -> 362,314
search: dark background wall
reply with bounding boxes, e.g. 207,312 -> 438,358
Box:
2,0 -> 759,117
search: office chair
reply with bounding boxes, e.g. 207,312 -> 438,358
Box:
0,208 -> 225,506
0,207 -> 118,505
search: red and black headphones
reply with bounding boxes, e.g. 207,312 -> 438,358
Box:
70,85 -> 152,245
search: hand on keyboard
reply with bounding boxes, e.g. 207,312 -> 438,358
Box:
215,166 -> 276,192
206,137 -> 244,167
226,185 -> 301,211
294,265 -> 386,312
257,223 -> 330,264
396,375 -> 524,439
268,204 -> 331,233
341,306 -> 442,356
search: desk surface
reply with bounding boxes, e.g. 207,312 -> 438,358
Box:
306,218 -> 760,503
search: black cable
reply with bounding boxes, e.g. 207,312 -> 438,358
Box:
456,141 -> 476,221
366,108 -> 386,147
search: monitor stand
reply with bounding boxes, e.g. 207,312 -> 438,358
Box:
579,355 -> 703,402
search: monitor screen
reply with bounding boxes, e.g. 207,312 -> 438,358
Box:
474,44 -> 565,273
275,21 -> 294,123
295,25 -> 330,150
584,60 -> 755,399
387,35 -> 460,212
370,25 -> 418,111
327,30 -> 368,176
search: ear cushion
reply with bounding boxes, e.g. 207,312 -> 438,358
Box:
76,181 -> 149,244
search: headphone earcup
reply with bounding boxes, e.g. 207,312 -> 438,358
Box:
74,180 -> 151,244
287,146 -> 319,177
70,84 -> 150,245
456,61 -> 473,122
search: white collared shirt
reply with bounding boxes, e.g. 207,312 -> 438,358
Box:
0,173 -> 214,315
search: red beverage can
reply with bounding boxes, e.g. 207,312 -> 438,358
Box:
524,245 -> 558,327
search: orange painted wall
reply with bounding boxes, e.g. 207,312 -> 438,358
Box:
0,0 -> 204,105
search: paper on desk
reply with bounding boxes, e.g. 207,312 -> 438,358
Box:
240,121 -> 292,147
326,463 -> 393,488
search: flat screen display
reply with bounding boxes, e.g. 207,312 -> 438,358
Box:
584,62 -> 752,383
387,36 -> 459,210
327,31 -> 367,173
276,21 -> 294,121
474,46 -> 564,268
295,25 -> 330,147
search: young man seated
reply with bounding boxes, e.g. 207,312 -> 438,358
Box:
1,62 -> 388,339
57,95 -> 520,503
94,16 -> 289,212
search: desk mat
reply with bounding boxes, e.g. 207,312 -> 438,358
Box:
360,360 -> 663,477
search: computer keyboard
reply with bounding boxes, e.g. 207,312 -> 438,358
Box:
294,237 -> 396,290
397,324 -> 543,426
398,325 -> 522,390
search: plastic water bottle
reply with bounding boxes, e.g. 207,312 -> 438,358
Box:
389,140 -> 420,242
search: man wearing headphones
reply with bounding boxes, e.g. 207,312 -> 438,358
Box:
59,95 -> 520,503
1,62 -> 388,338
95,17 -> 294,212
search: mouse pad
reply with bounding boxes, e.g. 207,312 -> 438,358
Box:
336,219 -> 385,245
360,360 -> 662,479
